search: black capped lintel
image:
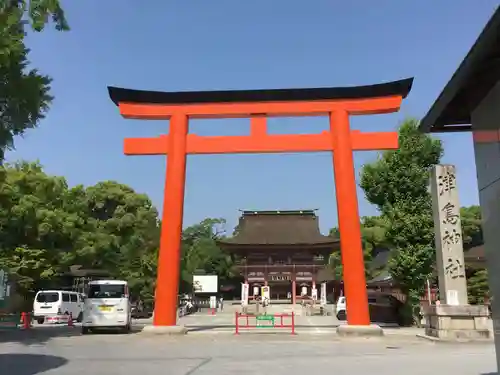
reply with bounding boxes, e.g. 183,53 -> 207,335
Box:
108,78 -> 414,106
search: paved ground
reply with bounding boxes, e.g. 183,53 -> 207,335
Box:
175,308 -> 425,336
0,310 -> 497,374
0,326 -> 497,375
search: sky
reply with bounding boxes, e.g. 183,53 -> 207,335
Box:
6,0 -> 499,234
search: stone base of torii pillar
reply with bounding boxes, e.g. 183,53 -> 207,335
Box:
141,325 -> 188,335
336,324 -> 384,337
421,304 -> 490,341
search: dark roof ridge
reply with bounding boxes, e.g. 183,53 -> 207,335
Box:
241,209 -> 318,216
108,78 -> 414,106
219,210 -> 336,247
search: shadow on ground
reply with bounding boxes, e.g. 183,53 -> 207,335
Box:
0,325 -> 142,345
0,354 -> 67,375
0,326 -> 81,345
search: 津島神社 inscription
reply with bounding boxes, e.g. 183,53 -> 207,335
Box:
430,165 -> 468,305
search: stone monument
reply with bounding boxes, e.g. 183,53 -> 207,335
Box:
423,164 -> 490,340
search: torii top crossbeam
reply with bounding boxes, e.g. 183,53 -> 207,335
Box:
108,79 -> 412,155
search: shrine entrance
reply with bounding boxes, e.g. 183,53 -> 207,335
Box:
108,78 -> 413,327
216,210 -> 340,305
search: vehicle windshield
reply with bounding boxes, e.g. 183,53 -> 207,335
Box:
88,284 -> 126,299
36,292 -> 59,303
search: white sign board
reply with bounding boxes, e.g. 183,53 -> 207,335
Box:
193,275 -> 218,294
241,283 -> 249,306
446,290 -> 459,306
320,283 -> 327,305
311,288 -> 318,300
209,296 -> 217,309
261,286 -> 270,300
0,270 -> 5,300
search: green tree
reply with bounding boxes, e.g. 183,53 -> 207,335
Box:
64,181 -> 161,300
328,216 -> 387,280
179,218 -> 235,293
360,118 -> 443,324
327,227 -> 343,280
0,162 -> 162,304
360,216 -> 389,256
459,205 -> 487,304
467,269 -> 489,304
0,1 -> 68,161
460,205 -> 482,247
0,161 -> 75,300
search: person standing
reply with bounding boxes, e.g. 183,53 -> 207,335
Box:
219,296 -> 224,312
263,296 -> 269,315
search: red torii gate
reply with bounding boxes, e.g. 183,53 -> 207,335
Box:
108,78 -> 413,327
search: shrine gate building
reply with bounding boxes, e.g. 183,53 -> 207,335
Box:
217,210 -> 339,304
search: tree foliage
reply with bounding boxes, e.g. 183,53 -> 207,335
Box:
460,205 -> 488,304
0,161 -> 161,302
180,218 -> 236,293
461,205 -> 482,247
360,118 -> 443,322
0,161 -> 72,296
0,0 -> 68,162
0,161 -> 236,307
328,216 -> 388,280
468,269 -> 489,305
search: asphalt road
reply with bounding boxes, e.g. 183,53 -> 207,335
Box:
0,321 -> 498,375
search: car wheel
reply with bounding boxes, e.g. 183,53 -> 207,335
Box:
37,318 -> 44,325
336,310 -> 346,321
82,326 -> 90,335
123,324 -> 131,334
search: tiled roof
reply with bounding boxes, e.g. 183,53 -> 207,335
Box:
218,210 -> 338,247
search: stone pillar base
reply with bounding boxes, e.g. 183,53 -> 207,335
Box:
141,325 -> 188,335
336,324 -> 384,337
422,304 -> 490,341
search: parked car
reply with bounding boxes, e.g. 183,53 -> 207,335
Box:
336,292 -> 404,325
33,290 -> 84,324
336,296 -> 346,319
82,279 -> 131,334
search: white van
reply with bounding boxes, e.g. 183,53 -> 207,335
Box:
33,290 -> 84,324
82,280 -> 131,334
336,296 -> 346,320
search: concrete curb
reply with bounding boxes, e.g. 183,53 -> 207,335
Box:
416,333 -> 494,344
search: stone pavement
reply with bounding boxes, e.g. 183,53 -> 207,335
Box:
0,310 -> 496,374
174,309 -> 423,336
0,327 -> 497,375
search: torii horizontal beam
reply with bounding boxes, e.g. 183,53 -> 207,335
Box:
124,130 -> 398,155
118,96 -> 403,119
